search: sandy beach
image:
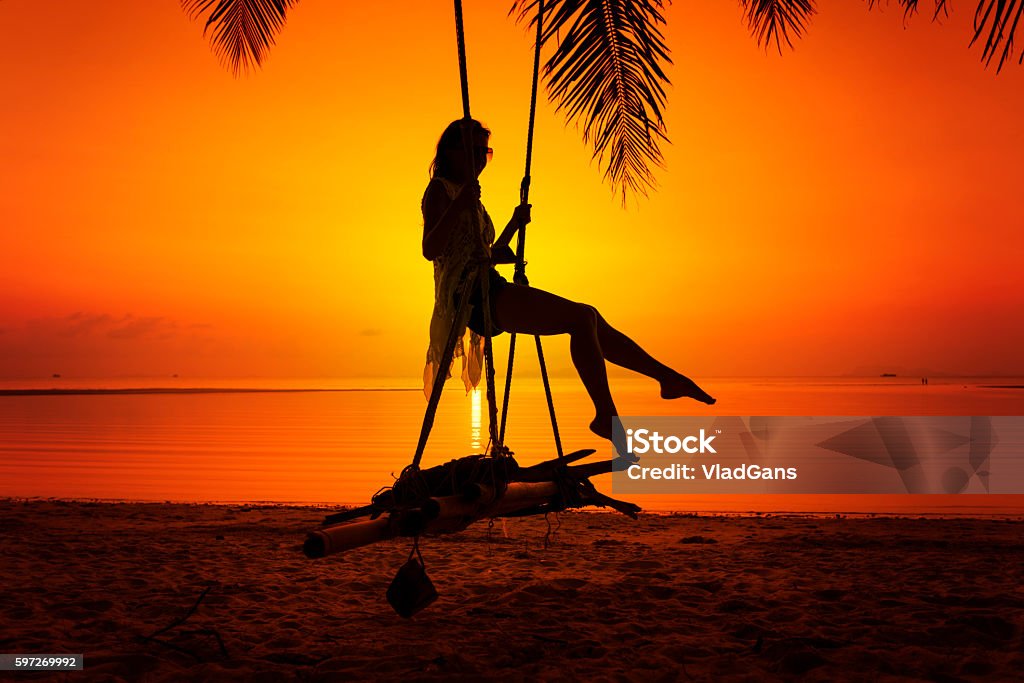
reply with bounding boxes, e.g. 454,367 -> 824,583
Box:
1,500 -> 1022,681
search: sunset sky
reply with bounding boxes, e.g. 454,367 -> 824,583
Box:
2,0 -> 1022,381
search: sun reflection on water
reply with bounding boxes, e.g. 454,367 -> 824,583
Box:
470,388 -> 482,452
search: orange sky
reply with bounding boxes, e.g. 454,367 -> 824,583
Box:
1,0 -> 1022,381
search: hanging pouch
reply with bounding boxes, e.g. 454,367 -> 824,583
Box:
386,540 -> 437,618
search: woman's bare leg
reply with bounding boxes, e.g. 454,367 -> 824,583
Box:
493,284 -> 715,441
492,284 -> 617,439
590,308 -> 715,404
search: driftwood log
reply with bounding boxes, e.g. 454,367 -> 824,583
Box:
304,450 -> 639,559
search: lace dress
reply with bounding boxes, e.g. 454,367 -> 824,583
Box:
422,176 -> 496,399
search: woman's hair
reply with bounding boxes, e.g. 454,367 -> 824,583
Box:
429,118 -> 490,180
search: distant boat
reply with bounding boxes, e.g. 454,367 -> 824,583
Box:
52,373 -> 61,378
880,373 -> 896,377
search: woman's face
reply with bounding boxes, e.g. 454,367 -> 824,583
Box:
447,130 -> 491,179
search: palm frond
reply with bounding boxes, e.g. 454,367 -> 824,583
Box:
970,0 -> 1024,71
866,0 -> 950,22
182,0 -> 297,76
868,1 -> 1023,72
512,0 -> 673,203
739,0 -> 816,53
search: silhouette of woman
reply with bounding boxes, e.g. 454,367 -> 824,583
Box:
422,119 -> 714,444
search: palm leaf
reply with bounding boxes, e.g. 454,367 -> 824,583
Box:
512,0 -> 672,203
867,1 -> 1022,72
970,0 -> 1024,71
866,0 -> 950,21
181,0 -> 297,76
739,0 -> 816,52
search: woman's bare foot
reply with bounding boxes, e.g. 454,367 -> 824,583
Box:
591,416 -> 634,456
589,416 -> 614,441
660,372 -> 716,405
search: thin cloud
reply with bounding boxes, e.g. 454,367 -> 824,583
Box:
107,315 -> 177,340
24,313 -> 186,341
54,312 -> 114,338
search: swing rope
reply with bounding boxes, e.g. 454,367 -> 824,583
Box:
412,0 -> 498,473
453,0 -> 503,453
498,0 -> 564,459
453,0 -> 471,119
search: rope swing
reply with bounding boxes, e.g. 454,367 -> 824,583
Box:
307,2 -> 642,616
410,0 -> 560,475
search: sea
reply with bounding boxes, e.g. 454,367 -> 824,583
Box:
1,376 -> 1022,516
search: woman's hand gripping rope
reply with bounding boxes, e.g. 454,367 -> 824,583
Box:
492,202 -> 532,279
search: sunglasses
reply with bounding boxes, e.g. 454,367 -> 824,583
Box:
475,146 -> 494,161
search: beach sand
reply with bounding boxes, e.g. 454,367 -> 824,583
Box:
1,500 -> 1022,682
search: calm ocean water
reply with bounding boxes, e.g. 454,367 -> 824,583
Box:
1,376 -> 1022,514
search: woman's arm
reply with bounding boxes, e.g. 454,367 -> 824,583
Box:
421,179 -> 479,261
492,203 -> 531,250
